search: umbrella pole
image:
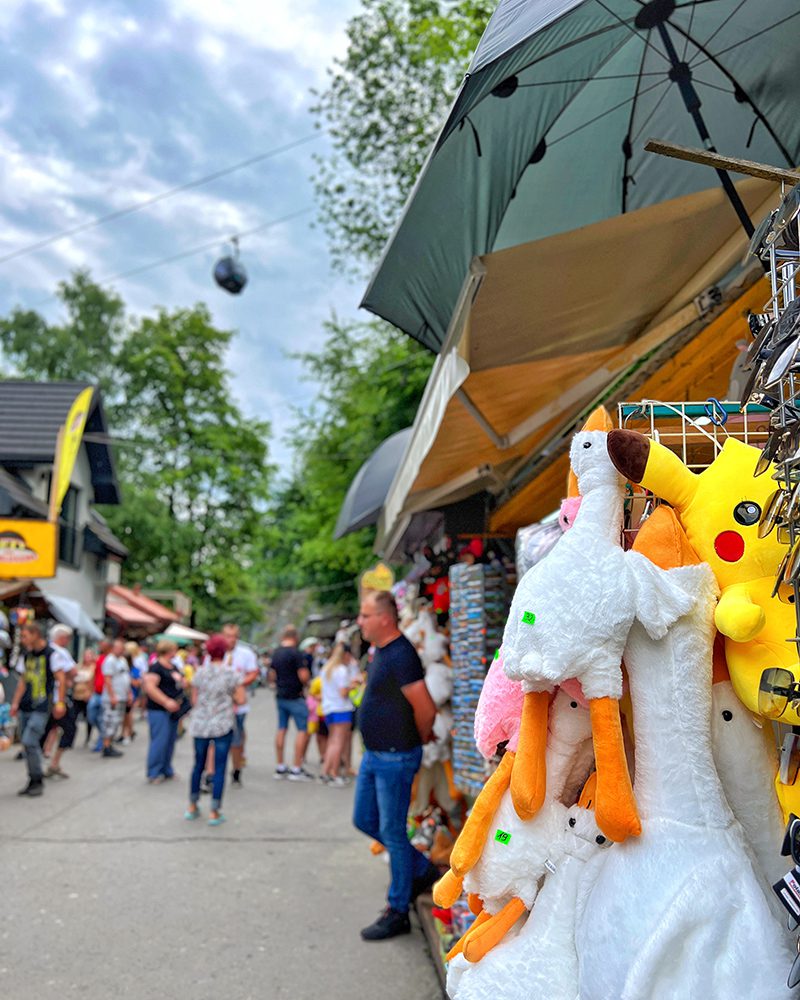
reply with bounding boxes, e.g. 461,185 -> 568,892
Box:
654,21 -> 756,243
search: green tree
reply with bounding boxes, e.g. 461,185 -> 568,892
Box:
0,273 -> 273,628
263,316 -> 432,609
311,0 -> 494,273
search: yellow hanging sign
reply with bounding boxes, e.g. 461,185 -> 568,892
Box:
49,386 -> 94,521
0,519 -> 58,579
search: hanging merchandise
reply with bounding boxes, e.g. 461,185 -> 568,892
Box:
213,236 -> 248,294
448,562 -> 513,797
437,412 -> 797,999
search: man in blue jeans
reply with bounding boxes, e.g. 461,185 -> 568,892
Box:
354,590 -> 438,940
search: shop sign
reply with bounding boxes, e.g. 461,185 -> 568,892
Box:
0,519 -> 57,579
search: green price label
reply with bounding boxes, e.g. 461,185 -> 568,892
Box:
494,649 -> 500,660
494,829 -> 511,845
521,611 -> 536,625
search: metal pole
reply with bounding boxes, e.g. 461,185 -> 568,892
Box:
655,22 -> 755,240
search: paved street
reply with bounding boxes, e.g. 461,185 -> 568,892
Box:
0,692 -> 443,1000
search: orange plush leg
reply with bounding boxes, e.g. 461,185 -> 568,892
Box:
589,696 -> 641,842
446,910 -> 491,962
510,690 -> 550,820
449,751 -> 514,877
467,893 -> 484,915
433,867 -> 464,908
463,897 -> 527,963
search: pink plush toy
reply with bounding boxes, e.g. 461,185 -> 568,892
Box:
474,651 -> 525,758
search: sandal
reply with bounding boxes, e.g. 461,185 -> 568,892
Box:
208,813 -> 226,826
184,808 -> 200,820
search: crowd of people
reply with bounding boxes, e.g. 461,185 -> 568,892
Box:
0,592 -> 451,944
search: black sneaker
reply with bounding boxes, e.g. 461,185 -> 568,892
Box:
18,780 -> 43,797
411,864 -> 440,902
102,747 -> 124,758
232,769 -> 242,786
360,907 -> 411,941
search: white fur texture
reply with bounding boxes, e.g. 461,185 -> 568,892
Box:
576,563 -> 795,1000
449,805 -> 612,1000
462,691 -> 592,913
502,432 -> 698,699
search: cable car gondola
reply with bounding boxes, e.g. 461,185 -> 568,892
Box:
213,236 -> 248,295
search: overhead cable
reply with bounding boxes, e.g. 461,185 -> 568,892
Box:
0,133 -> 320,265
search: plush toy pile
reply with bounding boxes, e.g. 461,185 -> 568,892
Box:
437,409 -> 797,1000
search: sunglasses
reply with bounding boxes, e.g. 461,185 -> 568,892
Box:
759,667 -> 800,721
772,183 -> 800,249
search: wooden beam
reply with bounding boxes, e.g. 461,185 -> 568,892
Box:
645,139 -> 800,186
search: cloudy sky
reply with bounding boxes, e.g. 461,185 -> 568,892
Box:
0,0 -> 365,471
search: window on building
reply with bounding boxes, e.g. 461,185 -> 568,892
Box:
59,485 -> 81,567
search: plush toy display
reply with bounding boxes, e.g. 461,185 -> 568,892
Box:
607,430 -> 800,820
502,429 -> 699,842
576,505 -> 795,1000
413,630 -> 460,816
448,775 -> 611,1000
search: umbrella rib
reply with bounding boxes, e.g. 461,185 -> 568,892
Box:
692,0 -> 748,53
631,78 -> 675,144
517,71 -> 664,87
680,0 -> 698,59
690,10 -> 800,68
665,15 -> 796,165
592,0 -> 671,66
549,78 -> 669,148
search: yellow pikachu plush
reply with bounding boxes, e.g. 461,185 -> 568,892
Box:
607,430 -> 799,816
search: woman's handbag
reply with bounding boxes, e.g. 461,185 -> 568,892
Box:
170,694 -> 192,722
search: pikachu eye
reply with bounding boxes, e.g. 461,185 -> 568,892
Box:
733,501 -> 760,526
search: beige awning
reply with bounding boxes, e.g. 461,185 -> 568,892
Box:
376,177 -> 776,556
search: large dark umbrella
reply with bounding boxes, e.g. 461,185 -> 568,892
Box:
362,0 -> 800,351
334,428 -> 413,539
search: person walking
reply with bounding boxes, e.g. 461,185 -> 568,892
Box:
269,625 -> 311,781
44,623 -> 77,778
353,590 -> 439,941
100,637 -> 130,759
88,639 -> 110,752
9,621 -> 67,797
320,643 -> 357,787
185,634 -> 245,826
71,648 -> 95,746
143,639 -> 183,783
221,623 -> 259,787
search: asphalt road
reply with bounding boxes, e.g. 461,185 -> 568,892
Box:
0,690 -> 443,1000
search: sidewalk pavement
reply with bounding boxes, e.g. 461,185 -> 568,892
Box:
0,690 -> 443,1000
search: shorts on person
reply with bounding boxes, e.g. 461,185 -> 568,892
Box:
102,700 -> 124,741
276,697 -> 308,732
325,710 -> 353,727
231,713 -> 246,748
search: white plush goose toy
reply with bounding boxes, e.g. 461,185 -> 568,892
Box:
502,430 -> 699,842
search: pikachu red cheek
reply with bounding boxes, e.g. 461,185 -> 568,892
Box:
714,530 -> 745,563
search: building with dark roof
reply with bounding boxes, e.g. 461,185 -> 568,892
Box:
0,380 -> 127,633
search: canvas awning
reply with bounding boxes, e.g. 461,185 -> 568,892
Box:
163,622 -> 209,643
376,177 -> 775,556
39,590 -> 104,641
106,600 -> 159,628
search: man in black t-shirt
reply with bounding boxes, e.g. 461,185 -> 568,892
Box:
9,621 -> 66,797
269,625 -> 311,781
353,590 -> 438,942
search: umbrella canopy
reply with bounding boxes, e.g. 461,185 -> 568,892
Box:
163,622 -> 209,643
362,0 -> 800,351
334,428 -> 413,539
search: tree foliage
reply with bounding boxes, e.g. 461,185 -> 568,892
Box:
262,317 -> 432,609
0,272 -> 272,628
311,0 -> 494,273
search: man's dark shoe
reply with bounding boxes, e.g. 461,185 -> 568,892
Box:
360,907 -> 411,941
102,747 -> 124,758
18,780 -> 43,797
411,864 -> 440,902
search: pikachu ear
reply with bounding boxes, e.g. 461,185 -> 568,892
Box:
607,430 -> 699,510
567,407 -> 615,496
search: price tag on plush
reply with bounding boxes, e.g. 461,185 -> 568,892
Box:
772,866 -> 800,919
